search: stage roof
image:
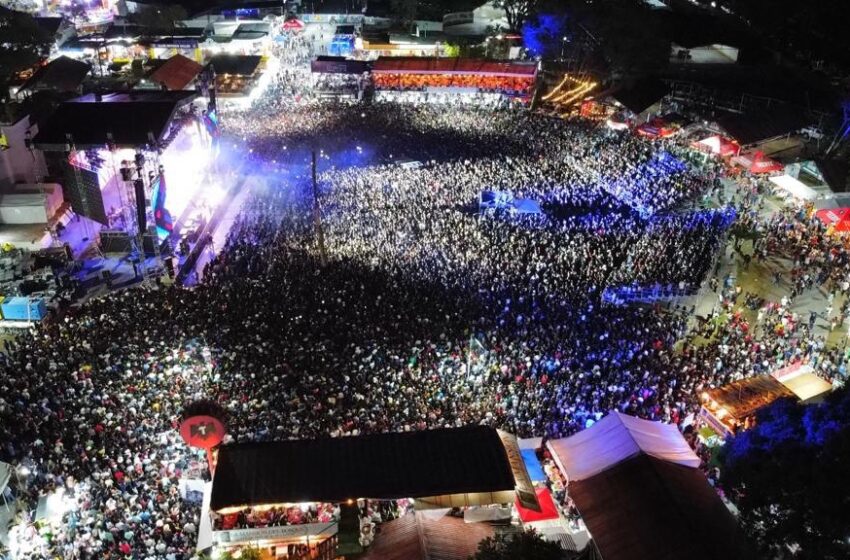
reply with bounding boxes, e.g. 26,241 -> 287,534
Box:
372,57 -> 537,77
33,91 -> 197,150
20,56 -> 90,93
207,54 -> 263,76
570,454 -> 752,560
547,411 -> 700,482
705,375 -> 794,420
210,426 -> 517,511
149,54 -> 203,90
610,78 -> 669,115
717,108 -> 812,145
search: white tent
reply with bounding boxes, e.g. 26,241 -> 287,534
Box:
546,411 -> 700,481
769,175 -> 820,201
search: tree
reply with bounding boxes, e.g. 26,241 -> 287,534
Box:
493,0 -> 538,32
130,5 -> 188,32
220,546 -> 262,560
390,0 -> 418,25
470,529 -> 565,560
0,7 -> 52,100
719,386 -> 850,559
588,0 -> 669,79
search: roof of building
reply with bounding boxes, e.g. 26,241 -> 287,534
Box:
207,54 -> 263,76
610,78 -> 669,115
570,454 -> 752,560
20,56 -> 90,93
149,54 -> 203,90
33,90 -> 197,149
359,511 -> 495,560
546,411 -> 700,482
34,16 -> 65,36
705,375 -> 795,420
372,57 -> 537,77
210,426 -> 517,511
716,108 -> 813,145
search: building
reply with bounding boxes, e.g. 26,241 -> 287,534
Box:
204,426 -> 537,558
700,365 -> 833,437
547,412 -> 753,560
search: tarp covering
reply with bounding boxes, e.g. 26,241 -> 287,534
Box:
521,449 -> 546,482
149,54 -> 203,91
704,375 -> 793,421
372,57 -> 537,78
515,488 -> 559,524
546,411 -> 700,482
815,207 -> 850,232
211,426 -> 517,511
771,364 -> 833,402
0,461 -> 11,496
770,174 -> 819,200
693,134 -> 739,157
569,454 -> 753,560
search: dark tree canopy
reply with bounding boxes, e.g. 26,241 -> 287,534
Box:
129,5 -> 188,32
469,529 -> 565,560
720,386 -> 850,560
0,7 -> 52,98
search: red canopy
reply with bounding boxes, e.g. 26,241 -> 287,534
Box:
283,18 -> 305,31
750,151 -> 784,174
692,134 -> 739,157
815,208 -> 850,232
515,488 -> 559,523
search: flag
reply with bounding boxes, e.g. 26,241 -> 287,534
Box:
151,174 -> 174,238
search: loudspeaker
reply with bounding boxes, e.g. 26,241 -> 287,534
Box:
134,179 -> 147,235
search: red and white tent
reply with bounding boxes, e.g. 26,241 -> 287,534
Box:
282,18 -> 305,31
733,150 -> 783,174
816,207 -> 850,232
692,134 -> 739,157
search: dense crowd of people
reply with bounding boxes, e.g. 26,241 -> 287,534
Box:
0,32 -> 847,560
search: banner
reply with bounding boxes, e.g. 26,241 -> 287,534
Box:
498,430 -> 540,512
214,522 -> 338,544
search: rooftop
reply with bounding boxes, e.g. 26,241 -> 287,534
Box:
210,426 -> 517,511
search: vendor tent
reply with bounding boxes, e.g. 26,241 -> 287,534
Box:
770,174 -> 819,201
733,151 -> 783,174
546,411 -> 700,481
693,134 -> 739,157
815,207 -> 850,232
771,363 -> 833,402
282,18 -> 305,31
515,488 -> 559,524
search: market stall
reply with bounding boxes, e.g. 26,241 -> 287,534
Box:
815,207 -> 850,232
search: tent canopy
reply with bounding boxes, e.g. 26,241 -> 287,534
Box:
569,454 -> 753,560
373,57 -> 537,78
546,411 -> 700,482
521,449 -> 546,482
734,151 -> 783,174
770,174 -> 819,200
0,461 -> 11,496
515,488 -> 558,524
815,208 -> 850,232
693,134 -> 739,156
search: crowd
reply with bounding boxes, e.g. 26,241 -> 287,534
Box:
0,39 -> 847,560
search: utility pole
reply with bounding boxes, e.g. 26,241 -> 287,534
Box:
311,150 -> 327,265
